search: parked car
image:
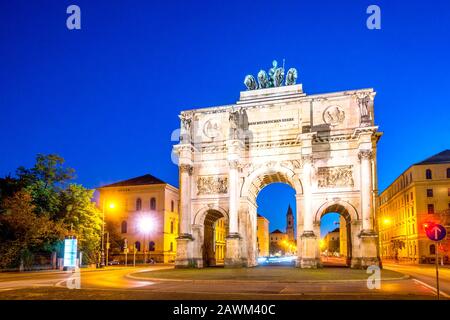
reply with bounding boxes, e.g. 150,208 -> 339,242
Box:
108,259 -> 120,266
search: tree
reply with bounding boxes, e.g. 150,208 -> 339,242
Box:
16,154 -> 75,189
0,154 -> 103,268
59,184 -> 102,264
0,191 -> 65,269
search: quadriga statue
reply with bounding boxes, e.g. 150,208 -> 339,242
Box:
257,70 -> 269,89
244,75 -> 257,90
285,68 -> 298,86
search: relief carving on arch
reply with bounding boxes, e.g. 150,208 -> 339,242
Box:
317,165 -> 354,188
197,175 -> 228,195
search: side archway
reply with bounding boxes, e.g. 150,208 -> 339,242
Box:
314,200 -> 359,224
314,200 -> 360,267
193,206 -> 229,267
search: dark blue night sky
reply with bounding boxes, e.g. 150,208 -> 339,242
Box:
1,1 -> 449,235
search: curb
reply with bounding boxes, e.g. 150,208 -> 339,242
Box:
126,270 -> 410,284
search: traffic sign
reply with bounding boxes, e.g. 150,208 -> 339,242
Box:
425,223 -> 447,241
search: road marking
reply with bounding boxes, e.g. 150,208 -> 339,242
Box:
412,279 -> 450,299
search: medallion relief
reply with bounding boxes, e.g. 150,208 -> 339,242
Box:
317,165 -> 354,188
323,105 -> 345,126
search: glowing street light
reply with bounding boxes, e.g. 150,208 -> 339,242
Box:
138,216 -> 154,234
383,217 -> 391,226
100,199 -> 117,267
138,215 -> 154,264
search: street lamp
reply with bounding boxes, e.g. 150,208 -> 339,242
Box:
383,217 -> 391,226
100,199 -> 116,268
138,215 -> 154,264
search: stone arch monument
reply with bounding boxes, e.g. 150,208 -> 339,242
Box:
173,64 -> 382,268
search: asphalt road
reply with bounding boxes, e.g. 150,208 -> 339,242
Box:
383,262 -> 450,299
0,264 -> 444,300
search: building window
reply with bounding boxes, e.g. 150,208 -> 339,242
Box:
171,200 -> 174,212
428,204 -> 435,214
121,221 -> 127,234
430,244 -> 436,255
135,241 -> 141,252
427,189 -> 433,197
136,198 -> 142,211
150,197 -> 156,210
170,221 -> 174,234
149,241 -> 155,252
447,168 -> 450,178
426,169 -> 432,180
170,242 -> 173,252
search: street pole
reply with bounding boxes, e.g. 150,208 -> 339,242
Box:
435,241 -> 440,300
144,233 -> 147,265
106,231 -> 110,267
100,200 -> 105,268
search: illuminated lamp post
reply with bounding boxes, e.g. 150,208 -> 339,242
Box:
138,215 -> 153,264
100,200 -> 116,268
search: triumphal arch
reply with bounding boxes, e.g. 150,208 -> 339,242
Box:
173,61 -> 382,269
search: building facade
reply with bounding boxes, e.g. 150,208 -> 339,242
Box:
97,174 -> 179,264
378,150 -> 450,263
174,63 -> 381,268
269,229 -> 288,255
257,214 -> 270,257
286,205 -> 295,242
323,228 -> 340,253
214,218 -> 227,264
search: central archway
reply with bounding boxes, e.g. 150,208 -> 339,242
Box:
240,164 -> 303,267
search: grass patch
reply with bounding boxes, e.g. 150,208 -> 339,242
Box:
135,266 -> 404,281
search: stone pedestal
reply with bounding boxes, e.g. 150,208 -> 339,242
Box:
224,234 -> 243,268
175,235 -> 195,268
297,231 -> 321,268
358,230 -> 380,268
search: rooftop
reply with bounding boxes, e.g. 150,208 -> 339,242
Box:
414,149 -> 450,165
270,229 -> 285,234
98,174 -> 167,188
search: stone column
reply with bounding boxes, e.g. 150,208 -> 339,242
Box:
225,138 -> 243,268
178,164 -> 193,236
299,153 -> 319,268
175,163 -> 194,268
297,132 -> 319,268
358,148 -> 380,268
359,150 -> 374,231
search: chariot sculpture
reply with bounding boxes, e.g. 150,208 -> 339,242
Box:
244,60 -> 298,90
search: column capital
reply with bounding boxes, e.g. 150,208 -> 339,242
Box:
228,159 -> 240,170
301,154 -> 314,165
179,164 -> 193,175
358,149 -> 373,161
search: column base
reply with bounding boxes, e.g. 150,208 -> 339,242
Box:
296,231 -> 321,268
175,235 -> 195,268
224,233 -> 244,268
356,230 -> 381,269
296,257 -> 322,268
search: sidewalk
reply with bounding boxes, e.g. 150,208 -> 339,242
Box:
0,263 -> 173,276
383,260 -> 450,269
